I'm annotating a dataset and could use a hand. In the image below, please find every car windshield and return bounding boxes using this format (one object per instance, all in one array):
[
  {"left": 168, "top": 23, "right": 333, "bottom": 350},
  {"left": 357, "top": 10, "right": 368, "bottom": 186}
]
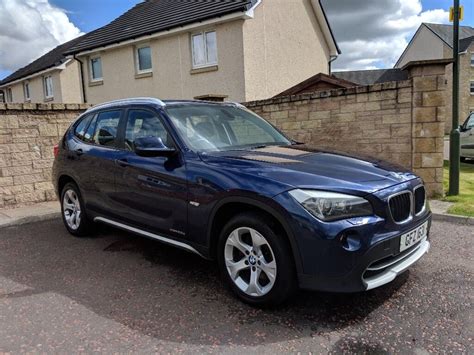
[{"left": 166, "top": 104, "right": 291, "bottom": 152}]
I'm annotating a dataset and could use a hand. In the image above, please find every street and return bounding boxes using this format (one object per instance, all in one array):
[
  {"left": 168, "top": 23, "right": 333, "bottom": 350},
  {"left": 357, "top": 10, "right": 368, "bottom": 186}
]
[{"left": 0, "top": 219, "right": 472, "bottom": 353}]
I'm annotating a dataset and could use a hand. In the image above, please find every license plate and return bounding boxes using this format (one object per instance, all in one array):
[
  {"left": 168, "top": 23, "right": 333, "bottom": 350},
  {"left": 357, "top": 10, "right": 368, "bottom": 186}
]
[{"left": 400, "top": 221, "right": 428, "bottom": 252}]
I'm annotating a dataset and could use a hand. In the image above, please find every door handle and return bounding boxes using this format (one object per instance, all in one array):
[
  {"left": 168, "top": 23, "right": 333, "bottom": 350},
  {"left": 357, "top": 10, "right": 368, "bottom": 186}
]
[
  {"left": 74, "top": 148, "right": 84, "bottom": 156},
  {"left": 115, "top": 158, "right": 130, "bottom": 168}
]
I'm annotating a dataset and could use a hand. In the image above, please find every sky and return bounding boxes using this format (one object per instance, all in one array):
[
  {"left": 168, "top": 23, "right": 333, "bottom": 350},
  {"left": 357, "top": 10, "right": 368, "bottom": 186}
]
[{"left": 0, "top": 0, "right": 473, "bottom": 80}]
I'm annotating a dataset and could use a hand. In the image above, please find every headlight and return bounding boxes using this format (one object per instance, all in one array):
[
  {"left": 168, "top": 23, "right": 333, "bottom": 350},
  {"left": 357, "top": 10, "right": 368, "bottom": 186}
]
[{"left": 289, "top": 189, "right": 373, "bottom": 222}]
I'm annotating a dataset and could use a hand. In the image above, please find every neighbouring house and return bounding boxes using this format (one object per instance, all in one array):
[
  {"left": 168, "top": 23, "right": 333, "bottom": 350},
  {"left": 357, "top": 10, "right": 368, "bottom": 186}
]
[
  {"left": 395, "top": 23, "right": 474, "bottom": 132},
  {"left": 273, "top": 73, "right": 356, "bottom": 97},
  {"left": 0, "top": 36, "right": 85, "bottom": 104},
  {"left": 273, "top": 68, "right": 409, "bottom": 97},
  {"left": 0, "top": 0, "right": 340, "bottom": 104},
  {"left": 66, "top": 0, "right": 340, "bottom": 104}
]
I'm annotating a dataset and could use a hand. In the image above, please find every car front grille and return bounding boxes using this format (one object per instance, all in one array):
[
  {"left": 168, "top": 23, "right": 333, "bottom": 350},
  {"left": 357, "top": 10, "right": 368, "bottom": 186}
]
[
  {"left": 414, "top": 185, "right": 426, "bottom": 215},
  {"left": 388, "top": 192, "right": 412, "bottom": 223}
]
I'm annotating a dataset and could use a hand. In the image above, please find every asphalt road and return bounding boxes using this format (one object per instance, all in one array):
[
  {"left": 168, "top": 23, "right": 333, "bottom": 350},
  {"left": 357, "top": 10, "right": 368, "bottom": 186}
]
[{"left": 0, "top": 219, "right": 472, "bottom": 353}]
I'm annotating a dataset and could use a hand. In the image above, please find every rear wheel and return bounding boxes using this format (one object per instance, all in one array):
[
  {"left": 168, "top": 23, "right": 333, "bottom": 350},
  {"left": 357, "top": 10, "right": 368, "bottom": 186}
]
[
  {"left": 217, "top": 213, "right": 296, "bottom": 306},
  {"left": 60, "top": 182, "right": 94, "bottom": 237}
]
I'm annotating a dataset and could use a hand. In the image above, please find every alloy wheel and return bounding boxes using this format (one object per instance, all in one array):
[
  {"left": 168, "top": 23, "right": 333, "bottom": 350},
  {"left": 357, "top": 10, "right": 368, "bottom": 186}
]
[
  {"left": 224, "top": 227, "right": 277, "bottom": 297},
  {"left": 63, "top": 189, "right": 81, "bottom": 230}
]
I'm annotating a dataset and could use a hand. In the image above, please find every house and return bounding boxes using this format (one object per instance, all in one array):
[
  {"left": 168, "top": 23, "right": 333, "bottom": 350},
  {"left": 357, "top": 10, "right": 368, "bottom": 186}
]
[
  {"left": 396, "top": 23, "right": 474, "bottom": 131},
  {"left": 273, "top": 69, "right": 408, "bottom": 97},
  {"left": 0, "top": 0, "right": 340, "bottom": 104},
  {"left": 273, "top": 73, "right": 356, "bottom": 97},
  {"left": 0, "top": 36, "right": 85, "bottom": 104}
]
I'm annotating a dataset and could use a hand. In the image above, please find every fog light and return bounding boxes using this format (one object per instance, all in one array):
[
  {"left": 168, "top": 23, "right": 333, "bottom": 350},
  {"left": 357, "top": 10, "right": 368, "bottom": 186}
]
[{"left": 340, "top": 231, "right": 361, "bottom": 251}]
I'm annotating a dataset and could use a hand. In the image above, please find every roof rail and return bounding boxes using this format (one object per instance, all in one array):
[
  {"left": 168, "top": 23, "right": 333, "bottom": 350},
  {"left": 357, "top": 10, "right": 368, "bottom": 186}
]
[{"left": 87, "top": 97, "right": 166, "bottom": 111}]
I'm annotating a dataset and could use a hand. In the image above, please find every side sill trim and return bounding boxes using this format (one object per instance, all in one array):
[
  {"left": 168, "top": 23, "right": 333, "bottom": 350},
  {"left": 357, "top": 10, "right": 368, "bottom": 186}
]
[{"left": 94, "top": 217, "right": 205, "bottom": 258}]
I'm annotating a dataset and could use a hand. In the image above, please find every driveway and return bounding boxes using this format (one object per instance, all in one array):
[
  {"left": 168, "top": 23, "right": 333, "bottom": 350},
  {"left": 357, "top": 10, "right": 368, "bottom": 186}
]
[{"left": 0, "top": 219, "right": 472, "bottom": 353}]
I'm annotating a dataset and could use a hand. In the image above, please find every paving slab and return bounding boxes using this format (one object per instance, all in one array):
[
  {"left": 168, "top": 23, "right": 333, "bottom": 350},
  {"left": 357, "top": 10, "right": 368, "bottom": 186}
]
[{"left": 0, "top": 201, "right": 60, "bottom": 228}]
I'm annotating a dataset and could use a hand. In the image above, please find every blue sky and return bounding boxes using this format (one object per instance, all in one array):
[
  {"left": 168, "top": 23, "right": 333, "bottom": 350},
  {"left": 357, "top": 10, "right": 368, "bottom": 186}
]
[{"left": 1, "top": 0, "right": 473, "bottom": 80}]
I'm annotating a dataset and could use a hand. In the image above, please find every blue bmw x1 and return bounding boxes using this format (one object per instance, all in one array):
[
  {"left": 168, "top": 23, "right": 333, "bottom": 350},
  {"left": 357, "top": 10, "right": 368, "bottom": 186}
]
[{"left": 53, "top": 98, "right": 431, "bottom": 306}]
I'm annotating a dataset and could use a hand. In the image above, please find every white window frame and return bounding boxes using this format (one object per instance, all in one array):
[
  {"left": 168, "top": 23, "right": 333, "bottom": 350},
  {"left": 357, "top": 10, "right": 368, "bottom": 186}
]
[
  {"left": 135, "top": 44, "right": 153, "bottom": 74},
  {"left": 6, "top": 87, "right": 13, "bottom": 102},
  {"left": 191, "top": 30, "right": 218, "bottom": 69},
  {"left": 89, "top": 55, "right": 103, "bottom": 82},
  {"left": 23, "top": 81, "right": 30, "bottom": 101},
  {"left": 43, "top": 75, "right": 54, "bottom": 99}
]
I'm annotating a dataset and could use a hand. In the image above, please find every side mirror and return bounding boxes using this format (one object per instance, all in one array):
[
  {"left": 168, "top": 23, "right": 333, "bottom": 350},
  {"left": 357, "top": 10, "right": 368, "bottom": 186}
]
[{"left": 134, "top": 137, "right": 176, "bottom": 157}]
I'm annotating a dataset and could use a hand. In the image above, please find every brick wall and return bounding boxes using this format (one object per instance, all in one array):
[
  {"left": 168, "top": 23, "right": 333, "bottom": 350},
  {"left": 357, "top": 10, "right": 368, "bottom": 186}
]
[
  {"left": 0, "top": 60, "right": 447, "bottom": 209},
  {"left": 0, "top": 103, "right": 91, "bottom": 208},
  {"left": 244, "top": 60, "right": 447, "bottom": 197}
]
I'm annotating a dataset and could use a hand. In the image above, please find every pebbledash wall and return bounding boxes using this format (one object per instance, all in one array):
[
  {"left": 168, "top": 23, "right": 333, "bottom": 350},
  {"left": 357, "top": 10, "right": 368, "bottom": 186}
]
[{"left": 0, "top": 60, "right": 447, "bottom": 209}]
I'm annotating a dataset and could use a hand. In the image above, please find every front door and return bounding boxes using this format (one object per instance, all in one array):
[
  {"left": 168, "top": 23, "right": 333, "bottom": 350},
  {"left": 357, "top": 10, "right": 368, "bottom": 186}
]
[
  {"left": 112, "top": 108, "right": 188, "bottom": 239},
  {"left": 461, "top": 113, "right": 474, "bottom": 158}
]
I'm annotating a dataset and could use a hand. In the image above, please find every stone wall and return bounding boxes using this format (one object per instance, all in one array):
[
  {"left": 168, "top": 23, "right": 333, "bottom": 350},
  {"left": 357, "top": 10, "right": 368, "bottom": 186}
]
[
  {"left": 0, "top": 60, "right": 447, "bottom": 209},
  {"left": 244, "top": 60, "right": 447, "bottom": 197},
  {"left": 0, "top": 103, "right": 91, "bottom": 208}
]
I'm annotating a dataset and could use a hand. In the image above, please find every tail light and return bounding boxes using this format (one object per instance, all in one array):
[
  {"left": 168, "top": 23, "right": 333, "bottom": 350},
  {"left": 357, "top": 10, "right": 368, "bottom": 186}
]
[{"left": 53, "top": 144, "right": 59, "bottom": 157}]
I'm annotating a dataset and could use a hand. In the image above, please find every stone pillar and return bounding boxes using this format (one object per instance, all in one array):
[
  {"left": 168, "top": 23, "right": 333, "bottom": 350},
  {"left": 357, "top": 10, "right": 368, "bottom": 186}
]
[{"left": 403, "top": 59, "right": 451, "bottom": 197}]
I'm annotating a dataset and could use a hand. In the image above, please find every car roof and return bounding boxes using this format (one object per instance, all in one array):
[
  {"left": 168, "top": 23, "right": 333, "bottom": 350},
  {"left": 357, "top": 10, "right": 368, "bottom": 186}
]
[{"left": 85, "top": 98, "right": 242, "bottom": 114}]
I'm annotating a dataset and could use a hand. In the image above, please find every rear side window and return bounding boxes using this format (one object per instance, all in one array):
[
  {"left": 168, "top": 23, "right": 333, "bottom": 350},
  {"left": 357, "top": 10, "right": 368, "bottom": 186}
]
[
  {"left": 74, "top": 114, "right": 93, "bottom": 140},
  {"left": 91, "top": 110, "right": 121, "bottom": 147}
]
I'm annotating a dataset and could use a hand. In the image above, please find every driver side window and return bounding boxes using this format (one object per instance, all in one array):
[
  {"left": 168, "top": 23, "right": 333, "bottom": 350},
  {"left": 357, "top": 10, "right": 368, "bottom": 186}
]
[
  {"left": 125, "top": 110, "right": 171, "bottom": 152},
  {"left": 465, "top": 114, "right": 474, "bottom": 129}
]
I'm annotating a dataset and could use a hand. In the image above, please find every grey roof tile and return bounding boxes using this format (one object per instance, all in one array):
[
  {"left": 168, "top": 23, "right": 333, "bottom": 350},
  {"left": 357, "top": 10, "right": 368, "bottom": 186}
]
[
  {"left": 66, "top": 0, "right": 259, "bottom": 54},
  {"left": 333, "top": 69, "right": 408, "bottom": 86},
  {"left": 424, "top": 23, "right": 474, "bottom": 48}
]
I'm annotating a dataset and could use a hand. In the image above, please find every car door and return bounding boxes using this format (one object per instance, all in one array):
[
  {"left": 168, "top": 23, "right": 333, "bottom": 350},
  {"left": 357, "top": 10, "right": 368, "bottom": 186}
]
[
  {"left": 461, "top": 113, "right": 474, "bottom": 158},
  {"left": 70, "top": 109, "right": 124, "bottom": 217},
  {"left": 112, "top": 108, "right": 188, "bottom": 239}
]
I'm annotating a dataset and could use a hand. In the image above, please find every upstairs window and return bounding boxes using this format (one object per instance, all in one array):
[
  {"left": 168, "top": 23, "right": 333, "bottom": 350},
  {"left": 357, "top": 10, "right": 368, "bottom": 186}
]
[
  {"left": 136, "top": 45, "right": 152, "bottom": 73},
  {"left": 471, "top": 53, "right": 474, "bottom": 67},
  {"left": 43, "top": 76, "right": 53, "bottom": 99},
  {"left": 23, "top": 81, "right": 30, "bottom": 101},
  {"left": 90, "top": 56, "right": 103, "bottom": 81},
  {"left": 470, "top": 81, "right": 474, "bottom": 95},
  {"left": 6, "top": 88, "right": 13, "bottom": 102},
  {"left": 191, "top": 30, "right": 217, "bottom": 68}
]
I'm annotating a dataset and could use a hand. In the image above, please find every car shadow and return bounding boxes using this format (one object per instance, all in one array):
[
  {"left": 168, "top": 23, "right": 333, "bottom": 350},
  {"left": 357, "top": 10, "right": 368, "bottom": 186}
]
[{"left": 0, "top": 219, "right": 408, "bottom": 347}]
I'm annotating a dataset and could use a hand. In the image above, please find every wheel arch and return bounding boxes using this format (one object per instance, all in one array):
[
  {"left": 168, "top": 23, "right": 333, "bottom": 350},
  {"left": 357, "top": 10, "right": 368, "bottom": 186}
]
[
  {"left": 206, "top": 196, "right": 304, "bottom": 274},
  {"left": 57, "top": 174, "right": 78, "bottom": 197}
]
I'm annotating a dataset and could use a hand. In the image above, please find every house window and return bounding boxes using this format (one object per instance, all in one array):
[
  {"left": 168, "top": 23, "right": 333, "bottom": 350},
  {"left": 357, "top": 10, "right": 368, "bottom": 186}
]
[
  {"left": 136, "top": 45, "right": 152, "bottom": 73},
  {"left": 6, "top": 87, "right": 13, "bottom": 102},
  {"left": 90, "top": 56, "right": 103, "bottom": 81},
  {"left": 471, "top": 81, "right": 474, "bottom": 95},
  {"left": 191, "top": 30, "right": 217, "bottom": 68},
  {"left": 23, "top": 81, "right": 30, "bottom": 101},
  {"left": 43, "top": 76, "right": 54, "bottom": 99},
  {"left": 471, "top": 53, "right": 474, "bottom": 67}
]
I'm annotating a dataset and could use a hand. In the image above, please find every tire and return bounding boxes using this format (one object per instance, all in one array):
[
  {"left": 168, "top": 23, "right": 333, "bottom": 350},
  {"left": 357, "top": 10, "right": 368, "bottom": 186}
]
[
  {"left": 60, "top": 182, "right": 94, "bottom": 237},
  {"left": 217, "top": 212, "right": 296, "bottom": 307}
]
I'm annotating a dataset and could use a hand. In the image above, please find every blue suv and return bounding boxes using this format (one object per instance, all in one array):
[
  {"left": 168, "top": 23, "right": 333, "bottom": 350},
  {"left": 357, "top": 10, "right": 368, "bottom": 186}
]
[{"left": 53, "top": 98, "right": 431, "bottom": 306}]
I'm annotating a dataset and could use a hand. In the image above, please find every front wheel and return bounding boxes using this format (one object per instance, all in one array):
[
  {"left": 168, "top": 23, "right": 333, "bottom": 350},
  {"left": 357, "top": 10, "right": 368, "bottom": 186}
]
[
  {"left": 60, "top": 182, "right": 94, "bottom": 237},
  {"left": 217, "top": 213, "right": 296, "bottom": 306}
]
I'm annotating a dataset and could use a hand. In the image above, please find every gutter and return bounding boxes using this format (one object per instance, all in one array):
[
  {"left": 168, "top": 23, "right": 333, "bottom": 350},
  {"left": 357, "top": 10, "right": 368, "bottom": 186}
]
[
  {"left": 73, "top": 54, "right": 87, "bottom": 103},
  {"left": 328, "top": 55, "right": 338, "bottom": 75}
]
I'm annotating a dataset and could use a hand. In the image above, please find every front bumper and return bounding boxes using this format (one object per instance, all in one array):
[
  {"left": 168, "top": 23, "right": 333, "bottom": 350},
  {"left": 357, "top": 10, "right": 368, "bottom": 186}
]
[{"left": 296, "top": 214, "right": 432, "bottom": 293}]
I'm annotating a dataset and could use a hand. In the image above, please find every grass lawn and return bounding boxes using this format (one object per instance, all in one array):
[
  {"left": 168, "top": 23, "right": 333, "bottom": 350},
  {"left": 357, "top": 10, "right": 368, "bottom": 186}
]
[{"left": 443, "top": 160, "right": 474, "bottom": 217}]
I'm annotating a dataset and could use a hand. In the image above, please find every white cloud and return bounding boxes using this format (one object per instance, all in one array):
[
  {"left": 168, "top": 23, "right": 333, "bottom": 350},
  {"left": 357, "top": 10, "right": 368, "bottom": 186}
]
[
  {"left": 0, "top": 0, "right": 82, "bottom": 74},
  {"left": 322, "top": 0, "right": 449, "bottom": 70}
]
